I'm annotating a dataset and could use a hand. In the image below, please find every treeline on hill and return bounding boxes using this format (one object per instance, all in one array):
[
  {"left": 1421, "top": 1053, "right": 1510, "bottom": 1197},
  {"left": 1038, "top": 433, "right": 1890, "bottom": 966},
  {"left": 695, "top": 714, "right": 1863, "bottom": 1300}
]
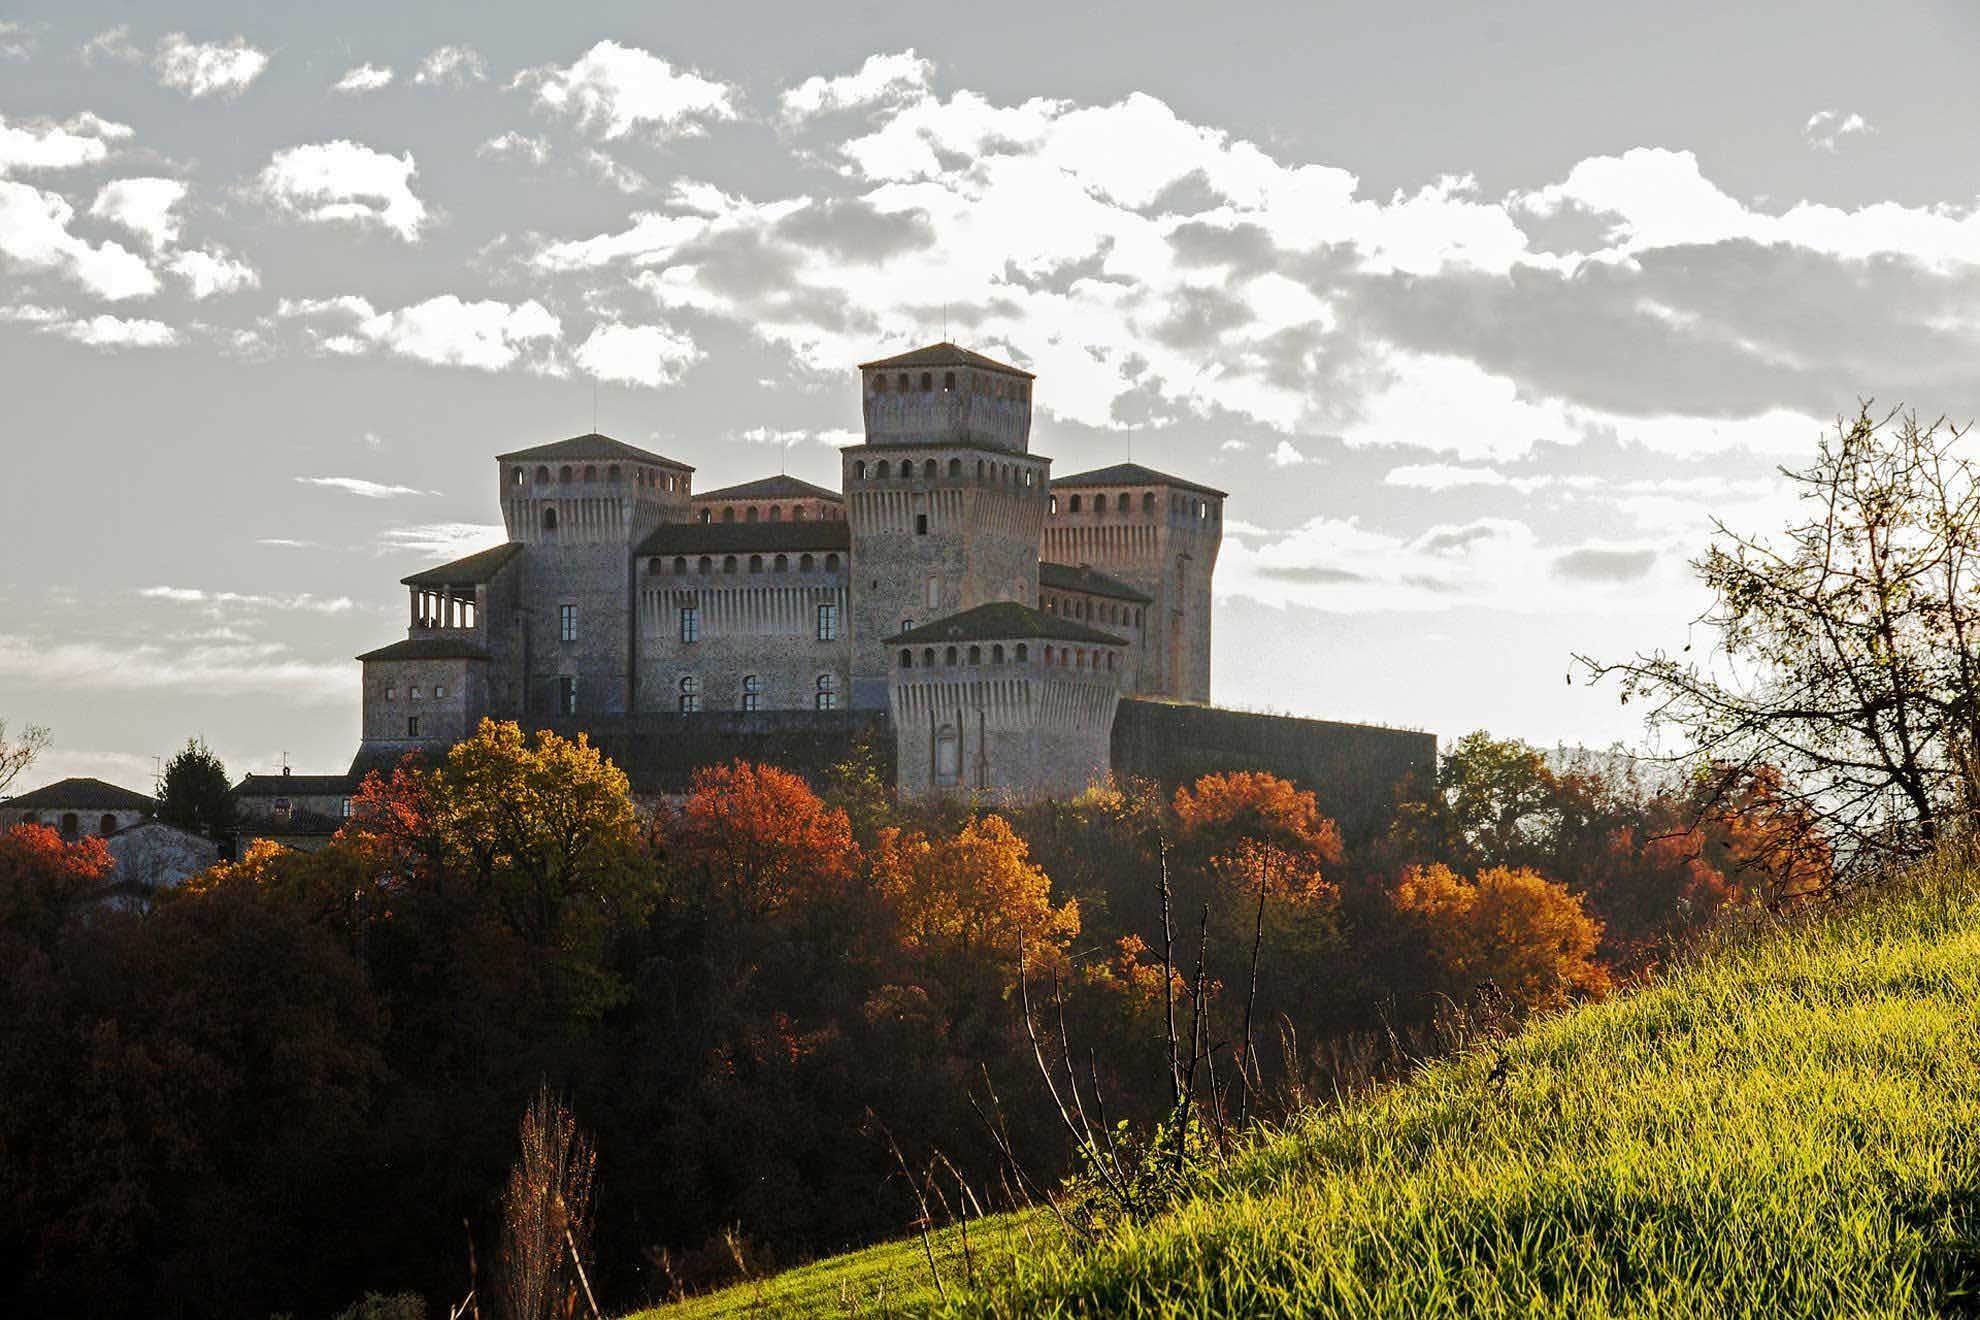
[{"left": 0, "top": 717, "right": 1826, "bottom": 1319}]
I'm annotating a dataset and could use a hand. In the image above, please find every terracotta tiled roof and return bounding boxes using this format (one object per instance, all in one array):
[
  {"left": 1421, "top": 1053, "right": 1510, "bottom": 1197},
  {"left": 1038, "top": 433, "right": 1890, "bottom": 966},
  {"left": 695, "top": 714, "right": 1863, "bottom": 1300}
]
[
  {"left": 401, "top": 542, "right": 524, "bottom": 587},
  {"left": 1039, "top": 561, "right": 1153, "bottom": 604},
  {"left": 1052, "top": 462, "right": 1227, "bottom": 499},
  {"left": 355, "top": 637, "right": 491, "bottom": 663},
  {"left": 3, "top": 777, "right": 153, "bottom": 812},
  {"left": 496, "top": 432, "right": 693, "bottom": 468},
  {"left": 886, "top": 602, "right": 1125, "bottom": 647},
  {"left": 857, "top": 342, "right": 1034, "bottom": 378},
  {"left": 694, "top": 474, "right": 844, "bottom": 503}
]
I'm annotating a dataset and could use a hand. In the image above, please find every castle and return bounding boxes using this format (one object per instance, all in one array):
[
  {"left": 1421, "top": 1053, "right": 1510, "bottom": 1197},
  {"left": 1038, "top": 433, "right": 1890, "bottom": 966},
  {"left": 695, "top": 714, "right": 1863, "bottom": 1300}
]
[{"left": 354, "top": 343, "right": 1228, "bottom": 799}]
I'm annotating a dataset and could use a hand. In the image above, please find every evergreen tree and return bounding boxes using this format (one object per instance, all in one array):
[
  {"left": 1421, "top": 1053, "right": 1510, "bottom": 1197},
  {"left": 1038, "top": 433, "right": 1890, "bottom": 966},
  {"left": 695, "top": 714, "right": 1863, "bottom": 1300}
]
[{"left": 156, "top": 737, "right": 236, "bottom": 841}]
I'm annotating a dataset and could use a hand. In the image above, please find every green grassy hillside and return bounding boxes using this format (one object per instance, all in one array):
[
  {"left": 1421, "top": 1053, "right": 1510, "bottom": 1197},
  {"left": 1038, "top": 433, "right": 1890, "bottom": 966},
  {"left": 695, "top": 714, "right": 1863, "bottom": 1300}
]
[{"left": 643, "top": 852, "right": 1980, "bottom": 1317}]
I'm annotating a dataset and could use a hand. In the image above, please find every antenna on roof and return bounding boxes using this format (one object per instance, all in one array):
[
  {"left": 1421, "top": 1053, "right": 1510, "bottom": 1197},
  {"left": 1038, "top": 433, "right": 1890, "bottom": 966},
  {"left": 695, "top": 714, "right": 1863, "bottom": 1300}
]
[{"left": 592, "top": 379, "right": 599, "bottom": 435}]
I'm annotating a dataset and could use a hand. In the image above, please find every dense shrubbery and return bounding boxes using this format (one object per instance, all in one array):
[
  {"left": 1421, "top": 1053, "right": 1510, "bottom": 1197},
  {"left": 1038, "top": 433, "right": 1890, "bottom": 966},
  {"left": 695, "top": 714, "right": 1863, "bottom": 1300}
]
[{"left": 0, "top": 719, "right": 1822, "bottom": 1317}]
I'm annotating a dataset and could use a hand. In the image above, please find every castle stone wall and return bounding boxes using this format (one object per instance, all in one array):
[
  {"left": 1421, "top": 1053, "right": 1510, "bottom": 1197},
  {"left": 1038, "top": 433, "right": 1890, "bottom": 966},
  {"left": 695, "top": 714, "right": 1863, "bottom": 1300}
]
[
  {"left": 635, "top": 560, "right": 852, "bottom": 714},
  {"left": 533, "top": 710, "right": 893, "bottom": 795}
]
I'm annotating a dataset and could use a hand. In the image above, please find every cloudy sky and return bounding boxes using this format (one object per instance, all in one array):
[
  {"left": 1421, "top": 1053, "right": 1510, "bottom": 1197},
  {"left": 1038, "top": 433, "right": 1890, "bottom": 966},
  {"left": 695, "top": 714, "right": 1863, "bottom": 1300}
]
[{"left": 3, "top": 0, "right": 1977, "bottom": 793}]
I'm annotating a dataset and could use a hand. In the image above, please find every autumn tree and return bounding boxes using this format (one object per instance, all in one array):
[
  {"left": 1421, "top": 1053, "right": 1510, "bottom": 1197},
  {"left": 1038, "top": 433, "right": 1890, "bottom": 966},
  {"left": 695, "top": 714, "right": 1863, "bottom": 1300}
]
[
  {"left": 1393, "top": 863, "right": 1608, "bottom": 1011},
  {"left": 0, "top": 823, "right": 113, "bottom": 947},
  {"left": 1583, "top": 406, "right": 1980, "bottom": 865},
  {"left": 156, "top": 737, "right": 237, "bottom": 843},
  {"left": 661, "top": 761, "right": 858, "bottom": 919}
]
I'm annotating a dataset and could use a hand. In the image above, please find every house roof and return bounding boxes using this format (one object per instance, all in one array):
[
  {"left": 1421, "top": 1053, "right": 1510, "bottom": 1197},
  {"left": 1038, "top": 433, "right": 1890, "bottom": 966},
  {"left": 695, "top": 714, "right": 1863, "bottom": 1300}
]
[
  {"left": 636, "top": 519, "right": 852, "bottom": 557},
  {"left": 401, "top": 542, "right": 525, "bottom": 588},
  {"left": 1051, "top": 462, "right": 1227, "bottom": 499},
  {"left": 235, "top": 772, "right": 356, "bottom": 798},
  {"left": 355, "top": 637, "right": 492, "bottom": 663},
  {"left": 694, "top": 474, "right": 844, "bottom": 504},
  {"left": 1039, "top": 561, "right": 1153, "bottom": 604},
  {"left": 4, "top": 776, "right": 154, "bottom": 812},
  {"left": 857, "top": 341, "right": 1035, "bottom": 379},
  {"left": 495, "top": 432, "right": 694, "bottom": 469},
  {"left": 886, "top": 602, "right": 1126, "bottom": 647}
]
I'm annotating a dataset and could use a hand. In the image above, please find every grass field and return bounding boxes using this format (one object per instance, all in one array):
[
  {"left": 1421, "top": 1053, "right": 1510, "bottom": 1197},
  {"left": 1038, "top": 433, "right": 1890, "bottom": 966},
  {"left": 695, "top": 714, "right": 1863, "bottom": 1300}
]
[{"left": 640, "top": 849, "right": 1980, "bottom": 1317}]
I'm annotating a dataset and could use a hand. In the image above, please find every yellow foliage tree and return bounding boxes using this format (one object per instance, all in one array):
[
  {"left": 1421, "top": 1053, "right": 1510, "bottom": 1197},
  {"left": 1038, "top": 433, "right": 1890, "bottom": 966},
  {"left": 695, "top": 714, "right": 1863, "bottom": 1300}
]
[
  {"left": 1393, "top": 863, "right": 1609, "bottom": 1010},
  {"left": 874, "top": 814, "right": 1079, "bottom": 978}
]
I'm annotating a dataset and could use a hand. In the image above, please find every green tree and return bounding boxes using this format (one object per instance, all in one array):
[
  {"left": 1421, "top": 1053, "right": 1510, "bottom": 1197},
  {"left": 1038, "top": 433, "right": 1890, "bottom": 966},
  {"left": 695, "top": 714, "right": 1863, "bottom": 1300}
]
[{"left": 156, "top": 737, "right": 237, "bottom": 841}]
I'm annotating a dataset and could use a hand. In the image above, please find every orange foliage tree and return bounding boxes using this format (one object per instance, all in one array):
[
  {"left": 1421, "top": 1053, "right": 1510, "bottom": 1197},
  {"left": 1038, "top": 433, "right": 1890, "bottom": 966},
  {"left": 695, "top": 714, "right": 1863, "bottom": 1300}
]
[
  {"left": 1393, "top": 863, "right": 1609, "bottom": 1010},
  {"left": 873, "top": 813, "right": 1079, "bottom": 986},
  {"left": 661, "top": 761, "right": 858, "bottom": 919},
  {"left": 0, "top": 824, "right": 113, "bottom": 944}
]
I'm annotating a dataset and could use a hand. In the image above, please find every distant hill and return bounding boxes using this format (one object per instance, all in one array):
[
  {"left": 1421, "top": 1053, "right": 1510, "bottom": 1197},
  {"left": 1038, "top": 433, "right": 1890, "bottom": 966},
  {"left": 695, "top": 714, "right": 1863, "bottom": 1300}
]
[{"left": 642, "top": 850, "right": 1980, "bottom": 1316}]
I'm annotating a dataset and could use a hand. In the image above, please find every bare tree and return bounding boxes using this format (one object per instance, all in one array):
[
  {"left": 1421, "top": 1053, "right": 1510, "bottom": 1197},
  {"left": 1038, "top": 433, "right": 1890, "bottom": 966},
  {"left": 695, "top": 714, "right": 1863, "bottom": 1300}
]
[
  {"left": 499, "top": 1086, "right": 600, "bottom": 1320},
  {"left": 0, "top": 720, "right": 50, "bottom": 798},
  {"left": 1579, "top": 405, "right": 1980, "bottom": 867}
]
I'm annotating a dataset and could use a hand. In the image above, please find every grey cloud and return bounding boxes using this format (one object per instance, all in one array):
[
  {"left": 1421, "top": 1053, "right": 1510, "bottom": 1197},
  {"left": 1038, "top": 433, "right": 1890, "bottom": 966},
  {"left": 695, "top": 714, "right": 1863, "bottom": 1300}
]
[
  {"left": 1167, "top": 220, "right": 1279, "bottom": 276},
  {"left": 1553, "top": 546, "right": 1657, "bottom": 581},
  {"left": 1149, "top": 282, "right": 1252, "bottom": 350},
  {"left": 1139, "top": 169, "right": 1235, "bottom": 217},
  {"left": 1256, "top": 565, "right": 1370, "bottom": 585},
  {"left": 771, "top": 197, "right": 935, "bottom": 263},
  {"left": 1413, "top": 524, "right": 1502, "bottom": 554}
]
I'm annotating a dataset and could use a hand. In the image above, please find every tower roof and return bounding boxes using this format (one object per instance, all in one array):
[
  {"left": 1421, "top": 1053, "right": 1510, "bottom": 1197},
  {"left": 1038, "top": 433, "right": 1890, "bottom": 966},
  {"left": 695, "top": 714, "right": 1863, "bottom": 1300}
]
[
  {"left": 1051, "top": 462, "right": 1227, "bottom": 499},
  {"left": 495, "top": 432, "right": 694, "bottom": 468},
  {"left": 694, "top": 474, "right": 844, "bottom": 504},
  {"left": 858, "top": 342, "right": 1035, "bottom": 378},
  {"left": 356, "top": 637, "right": 492, "bottom": 663},
  {"left": 1039, "top": 561, "right": 1154, "bottom": 604},
  {"left": 885, "top": 602, "right": 1125, "bottom": 647},
  {"left": 401, "top": 542, "right": 524, "bottom": 588}
]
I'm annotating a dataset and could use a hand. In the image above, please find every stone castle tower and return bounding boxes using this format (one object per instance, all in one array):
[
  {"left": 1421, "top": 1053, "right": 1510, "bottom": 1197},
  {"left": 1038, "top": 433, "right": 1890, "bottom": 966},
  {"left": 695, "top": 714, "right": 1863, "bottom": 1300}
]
[{"left": 843, "top": 344, "right": 1051, "bottom": 709}]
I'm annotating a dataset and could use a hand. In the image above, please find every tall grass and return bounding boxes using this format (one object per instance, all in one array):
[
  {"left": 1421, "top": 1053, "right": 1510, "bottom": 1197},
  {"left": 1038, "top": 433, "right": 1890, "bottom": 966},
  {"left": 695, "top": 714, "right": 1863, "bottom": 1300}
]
[{"left": 648, "top": 846, "right": 1980, "bottom": 1317}]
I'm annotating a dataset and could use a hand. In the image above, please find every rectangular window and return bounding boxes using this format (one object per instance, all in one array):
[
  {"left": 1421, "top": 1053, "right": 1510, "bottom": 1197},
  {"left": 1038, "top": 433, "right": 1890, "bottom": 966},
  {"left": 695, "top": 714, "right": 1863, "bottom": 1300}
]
[
  {"left": 678, "top": 693, "right": 700, "bottom": 713},
  {"left": 925, "top": 577, "right": 940, "bottom": 609},
  {"left": 915, "top": 512, "right": 929, "bottom": 535},
  {"left": 816, "top": 602, "right": 840, "bottom": 642},
  {"left": 558, "top": 676, "right": 577, "bottom": 716},
  {"left": 559, "top": 603, "right": 578, "bottom": 643},
  {"left": 385, "top": 685, "right": 397, "bottom": 701},
  {"left": 410, "top": 684, "right": 423, "bottom": 701},
  {"left": 405, "top": 716, "right": 420, "bottom": 738},
  {"left": 815, "top": 690, "right": 837, "bottom": 711},
  {"left": 341, "top": 797, "right": 354, "bottom": 818},
  {"left": 680, "top": 606, "right": 700, "bottom": 643},
  {"left": 434, "top": 684, "right": 447, "bottom": 699}
]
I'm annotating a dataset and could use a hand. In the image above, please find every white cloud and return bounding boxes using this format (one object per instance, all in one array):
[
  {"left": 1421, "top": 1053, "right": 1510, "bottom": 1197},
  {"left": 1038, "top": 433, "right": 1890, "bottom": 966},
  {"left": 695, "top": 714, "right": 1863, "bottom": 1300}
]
[
  {"left": 0, "top": 113, "right": 130, "bottom": 174},
  {"left": 0, "top": 21, "right": 32, "bottom": 62},
  {"left": 1268, "top": 439, "right": 1308, "bottom": 467},
  {"left": 334, "top": 63, "right": 394, "bottom": 94},
  {"left": 51, "top": 314, "right": 179, "bottom": 348},
  {"left": 573, "top": 321, "right": 700, "bottom": 386},
  {"left": 1804, "top": 109, "right": 1873, "bottom": 152},
  {"left": 153, "top": 33, "right": 269, "bottom": 99},
  {"left": 0, "top": 180, "right": 158, "bottom": 300},
  {"left": 480, "top": 132, "right": 550, "bottom": 163},
  {"left": 137, "top": 586, "right": 356, "bottom": 614},
  {"left": 0, "top": 632, "right": 352, "bottom": 702},
  {"left": 524, "top": 41, "right": 735, "bottom": 139},
  {"left": 79, "top": 26, "right": 142, "bottom": 66},
  {"left": 89, "top": 177, "right": 187, "bottom": 251},
  {"left": 738, "top": 425, "right": 861, "bottom": 449},
  {"left": 378, "top": 522, "right": 506, "bottom": 560},
  {"left": 781, "top": 50, "right": 933, "bottom": 119},
  {"left": 167, "top": 248, "right": 258, "bottom": 298},
  {"left": 288, "top": 293, "right": 561, "bottom": 371},
  {"left": 1384, "top": 463, "right": 1511, "bottom": 490},
  {"left": 257, "top": 141, "right": 428, "bottom": 240},
  {"left": 415, "top": 45, "right": 487, "bottom": 86},
  {"left": 586, "top": 150, "right": 648, "bottom": 193},
  {"left": 294, "top": 476, "right": 433, "bottom": 499}
]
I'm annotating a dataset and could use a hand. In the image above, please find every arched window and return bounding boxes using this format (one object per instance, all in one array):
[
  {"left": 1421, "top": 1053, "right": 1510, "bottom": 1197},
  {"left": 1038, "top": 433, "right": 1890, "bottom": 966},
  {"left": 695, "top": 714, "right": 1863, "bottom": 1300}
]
[
  {"left": 968, "top": 645, "right": 981, "bottom": 665},
  {"left": 876, "top": 460, "right": 891, "bottom": 479},
  {"left": 768, "top": 506, "right": 782, "bottom": 522},
  {"left": 824, "top": 553, "right": 841, "bottom": 572},
  {"left": 99, "top": 813, "right": 117, "bottom": 835},
  {"left": 992, "top": 644, "right": 1005, "bottom": 664},
  {"left": 559, "top": 465, "right": 573, "bottom": 483},
  {"left": 1016, "top": 643, "right": 1029, "bottom": 662},
  {"left": 795, "top": 505, "right": 807, "bottom": 521},
  {"left": 698, "top": 508, "right": 712, "bottom": 523},
  {"left": 920, "top": 371, "right": 933, "bottom": 391},
  {"left": 1069, "top": 494, "right": 1083, "bottom": 512},
  {"left": 59, "top": 813, "right": 78, "bottom": 839},
  {"left": 678, "top": 675, "right": 701, "bottom": 713},
  {"left": 815, "top": 673, "right": 838, "bottom": 710},
  {"left": 741, "top": 674, "right": 762, "bottom": 711},
  {"left": 948, "top": 458, "right": 961, "bottom": 478},
  {"left": 873, "top": 373, "right": 887, "bottom": 393},
  {"left": 607, "top": 465, "right": 621, "bottom": 481},
  {"left": 748, "top": 555, "right": 764, "bottom": 573},
  {"left": 1095, "top": 493, "right": 1108, "bottom": 513},
  {"left": 535, "top": 465, "right": 550, "bottom": 482},
  {"left": 722, "top": 507, "right": 736, "bottom": 523},
  {"left": 923, "top": 458, "right": 937, "bottom": 478},
  {"left": 511, "top": 467, "right": 526, "bottom": 486},
  {"left": 583, "top": 464, "right": 598, "bottom": 482},
  {"left": 944, "top": 646, "right": 958, "bottom": 666},
  {"left": 697, "top": 556, "right": 712, "bottom": 574},
  {"left": 722, "top": 555, "right": 738, "bottom": 573},
  {"left": 854, "top": 459, "right": 867, "bottom": 479},
  {"left": 542, "top": 506, "right": 558, "bottom": 531},
  {"left": 897, "top": 372, "right": 909, "bottom": 391},
  {"left": 943, "top": 371, "right": 956, "bottom": 391},
  {"left": 673, "top": 556, "right": 688, "bottom": 574},
  {"left": 935, "top": 725, "right": 960, "bottom": 786},
  {"left": 899, "top": 648, "right": 913, "bottom": 668},
  {"left": 773, "top": 554, "right": 789, "bottom": 572},
  {"left": 977, "top": 459, "right": 985, "bottom": 478},
  {"left": 745, "top": 506, "right": 760, "bottom": 523},
  {"left": 800, "top": 553, "right": 815, "bottom": 571},
  {"left": 922, "top": 647, "right": 936, "bottom": 667}
]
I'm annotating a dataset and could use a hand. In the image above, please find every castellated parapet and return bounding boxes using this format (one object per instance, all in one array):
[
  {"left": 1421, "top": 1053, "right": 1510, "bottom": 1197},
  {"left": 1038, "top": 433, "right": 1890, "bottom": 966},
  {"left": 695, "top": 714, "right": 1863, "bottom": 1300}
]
[{"left": 347, "top": 341, "right": 1372, "bottom": 801}]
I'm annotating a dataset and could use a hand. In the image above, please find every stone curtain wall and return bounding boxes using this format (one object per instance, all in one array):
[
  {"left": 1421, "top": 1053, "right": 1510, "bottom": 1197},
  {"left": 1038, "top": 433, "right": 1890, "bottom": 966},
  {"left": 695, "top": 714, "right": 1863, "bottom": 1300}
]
[
  {"left": 1110, "top": 699, "right": 1436, "bottom": 838},
  {"left": 539, "top": 709, "right": 894, "bottom": 795}
]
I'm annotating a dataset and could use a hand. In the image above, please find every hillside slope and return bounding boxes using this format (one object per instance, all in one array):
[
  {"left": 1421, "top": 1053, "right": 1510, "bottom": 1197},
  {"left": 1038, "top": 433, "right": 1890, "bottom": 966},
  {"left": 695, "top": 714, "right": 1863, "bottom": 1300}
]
[{"left": 646, "top": 854, "right": 1980, "bottom": 1317}]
